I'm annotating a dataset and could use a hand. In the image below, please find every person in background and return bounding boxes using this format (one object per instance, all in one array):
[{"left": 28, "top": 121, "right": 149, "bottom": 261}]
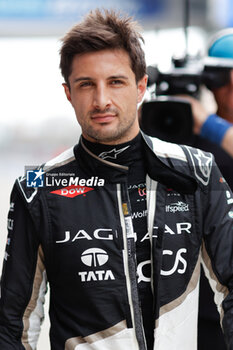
[
  {"left": 0, "top": 10, "right": 233, "bottom": 350},
  {"left": 185, "top": 28, "right": 233, "bottom": 350}
]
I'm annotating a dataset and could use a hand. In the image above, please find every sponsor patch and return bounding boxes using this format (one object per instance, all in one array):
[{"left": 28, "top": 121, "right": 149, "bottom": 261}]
[
  {"left": 166, "top": 201, "right": 189, "bottom": 213},
  {"left": 78, "top": 248, "right": 115, "bottom": 282},
  {"left": 51, "top": 185, "right": 94, "bottom": 198},
  {"left": 81, "top": 248, "right": 108, "bottom": 267}
]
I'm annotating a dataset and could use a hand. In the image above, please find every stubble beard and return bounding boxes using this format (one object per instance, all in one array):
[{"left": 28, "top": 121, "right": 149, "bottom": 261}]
[{"left": 83, "top": 112, "right": 138, "bottom": 144}]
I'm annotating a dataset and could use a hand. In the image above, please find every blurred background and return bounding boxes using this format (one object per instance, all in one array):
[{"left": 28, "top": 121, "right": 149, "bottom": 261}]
[{"left": 0, "top": 0, "right": 233, "bottom": 348}]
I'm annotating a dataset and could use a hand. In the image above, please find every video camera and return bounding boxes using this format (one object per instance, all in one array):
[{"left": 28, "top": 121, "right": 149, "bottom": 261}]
[{"left": 140, "top": 55, "right": 233, "bottom": 145}]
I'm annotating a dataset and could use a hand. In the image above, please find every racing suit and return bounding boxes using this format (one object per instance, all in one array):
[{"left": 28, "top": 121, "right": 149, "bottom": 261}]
[{"left": 1, "top": 131, "right": 233, "bottom": 350}]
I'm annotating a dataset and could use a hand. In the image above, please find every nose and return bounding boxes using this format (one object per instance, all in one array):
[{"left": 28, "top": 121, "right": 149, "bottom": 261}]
[{"left": 93, "top": 83, "right": 111, "bottom": 110}]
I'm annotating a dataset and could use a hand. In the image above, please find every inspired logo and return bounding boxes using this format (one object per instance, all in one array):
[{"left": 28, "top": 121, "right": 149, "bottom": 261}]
[
  {"left": 98, "top": 146, "right": 130, "bottom": 160},
  {"left": 26, "top": 169, "right": 45, "bottom": 188},
  {"left": 81, "top": 248, "right": 109, "bottom": 267},
  {"left": 166, "top": 201, "right": 189, "bottom": 213},
  {"left": 51, "top": 185, "right": 94, "bottom": 198}
]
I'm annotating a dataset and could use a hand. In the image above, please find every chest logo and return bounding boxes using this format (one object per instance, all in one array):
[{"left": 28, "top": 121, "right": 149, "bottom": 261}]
[
  {"left": 81, "top": 248, "right": 108, "bottom": 267},
  {"left": 78, "top": 248, "right": 115, "bottom": 283},
  {"left": 166, "top": 201, "right": 189, "bottom": 213},
  {"left": 51, "top": 185, "right": 94, "bottom": 198}
]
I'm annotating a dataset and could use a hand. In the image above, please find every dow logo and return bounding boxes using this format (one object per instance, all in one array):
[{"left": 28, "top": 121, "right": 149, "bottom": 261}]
[{"left": 81, "top": 248, "right": 109, "bottom": 267}]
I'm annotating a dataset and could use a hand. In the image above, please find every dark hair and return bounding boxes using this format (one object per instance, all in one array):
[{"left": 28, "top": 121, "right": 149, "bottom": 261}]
[{"left": 59, "top": 8, "right": 146, "bottom": 86}]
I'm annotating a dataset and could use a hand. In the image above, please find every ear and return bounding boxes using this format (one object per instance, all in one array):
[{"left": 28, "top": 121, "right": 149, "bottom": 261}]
[
  {"left": 62, "top": 83, "right": 72, "bottom": 102},
  {"left": 137, "top": 75, "right": 148, "bottom": 103}
]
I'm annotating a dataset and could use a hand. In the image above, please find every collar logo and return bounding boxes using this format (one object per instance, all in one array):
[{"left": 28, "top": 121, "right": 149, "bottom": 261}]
[
  {"left": 50, "top": 185, "right": 93, "bottom": 198},
  {"left": 98, "top": 145, "right": 130, "bottom": 160}
]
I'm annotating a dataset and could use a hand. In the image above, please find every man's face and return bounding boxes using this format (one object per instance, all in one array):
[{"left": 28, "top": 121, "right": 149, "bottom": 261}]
[
  {"left": 63, "top": 49, "right": 147, "bottom": 144},
  {"left": 212, "top": 70, "right": 233, "bottom": 122}
]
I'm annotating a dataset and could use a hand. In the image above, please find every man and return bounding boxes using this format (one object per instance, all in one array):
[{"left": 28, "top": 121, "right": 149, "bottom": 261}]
[
  {"left": 0, "top": 9, "right": 233, "bottom": 350},
  {"left": 182, "top": 29, "right": 233, "bottom": 350},
  {"left": 187, "top": 28, "right": 233, "bottom": 163}
]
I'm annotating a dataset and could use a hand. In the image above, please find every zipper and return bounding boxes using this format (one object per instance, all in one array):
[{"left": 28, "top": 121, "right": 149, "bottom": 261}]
[
  {"left": 117, "top": 183, "right": 147, "bottom": 350},
  {"left": 146, "top": 176, "right": 158, "bottom": 296}
]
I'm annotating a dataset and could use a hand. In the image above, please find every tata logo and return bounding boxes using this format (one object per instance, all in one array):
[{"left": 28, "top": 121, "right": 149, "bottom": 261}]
[
  {"left": 81, "top": 248, "right": 109, "bottom": 267},
  {"left": 78, "top": 248, "right": 115, "bottom": 283},
  {"left": 51, "top": 185, "right": 94, "bottom": 198}
]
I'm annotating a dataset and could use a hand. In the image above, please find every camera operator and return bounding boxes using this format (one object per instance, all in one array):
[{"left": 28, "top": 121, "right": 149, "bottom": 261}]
[
  {"left": 186, "top": 80, "right": 233, "bottom": 158},
  {"left": 188, "top": 29, "right": 233, "bottom": 162},
  {"left": 183, "top": 29, "right": 233, "bottom": 350}
]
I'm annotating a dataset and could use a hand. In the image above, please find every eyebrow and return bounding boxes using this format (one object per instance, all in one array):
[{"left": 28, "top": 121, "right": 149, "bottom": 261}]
[{"left": 73, "top": 75, "right": 129, "bottom": 83}]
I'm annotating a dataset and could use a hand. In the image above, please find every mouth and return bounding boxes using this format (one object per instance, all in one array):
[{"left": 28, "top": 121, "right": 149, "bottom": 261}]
[{"left": 91, "top": 114, "right": 117, "bottom": 123}]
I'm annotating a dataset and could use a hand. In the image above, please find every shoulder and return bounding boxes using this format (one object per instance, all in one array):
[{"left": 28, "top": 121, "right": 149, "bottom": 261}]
[
  {"left": 142, "top": 132, "right": 214, "bottom": 187},
  {"left": 144, "top": 134, "right": 187, "bottom": 162},
  {"left": 15, "top": 146, "right": 76, "bottom": 204},
  {"left": 181, "top": 144, "right": 214, "bottom": 186}
]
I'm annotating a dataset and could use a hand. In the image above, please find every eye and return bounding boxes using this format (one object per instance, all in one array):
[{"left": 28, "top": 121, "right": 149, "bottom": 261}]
[
  {"left": 79, "top": 81, "right": 93, "bottom": 88},
  {"left": 110, "top": 79, "right": 124, "bottom": 86}
]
